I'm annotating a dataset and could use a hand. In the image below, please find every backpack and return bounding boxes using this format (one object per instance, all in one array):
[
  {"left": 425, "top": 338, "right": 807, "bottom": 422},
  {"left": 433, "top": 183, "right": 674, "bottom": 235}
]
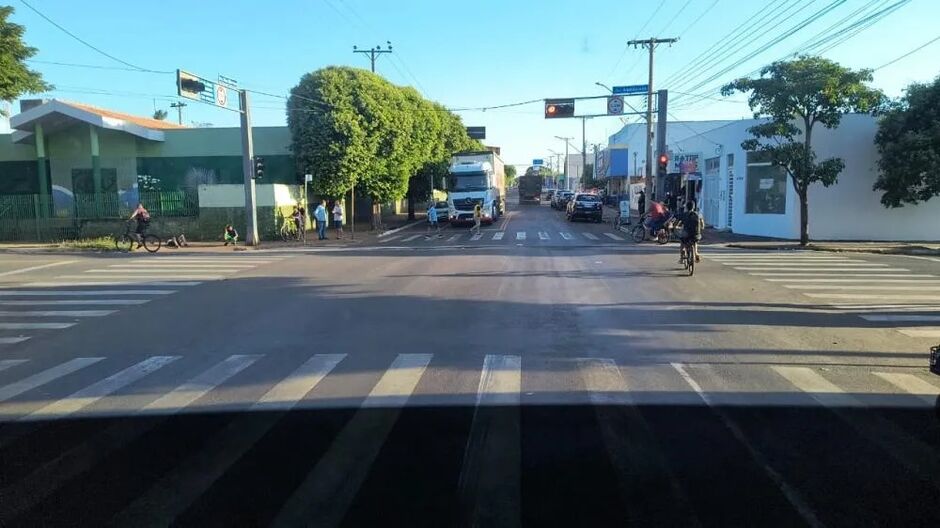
[{"left": 687, "top": 211, "right": 703, "bottom": 238}]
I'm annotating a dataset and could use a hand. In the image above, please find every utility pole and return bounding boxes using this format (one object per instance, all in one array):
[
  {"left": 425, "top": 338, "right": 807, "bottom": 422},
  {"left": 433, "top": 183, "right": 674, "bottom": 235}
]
[
  {"left": 353, "top": 42, "right": 393, "bottom": 73},
  {"left": 239, "top": 90, "right": 259, "bottom": 246},
  {"left": 627, "top": 36, "right": 677, "bottom": 208},
  {"left": 555, "top": 136, "right": 573, "bottom": 190},
  {"left": 170, "top": 101, "right": 187, "bottom": 125},
  {"left": 633, "top": 151, "right": 638, "bottom": 178},
  {"left": 581, "top": 117, "right": 588, "bottom": 192}
]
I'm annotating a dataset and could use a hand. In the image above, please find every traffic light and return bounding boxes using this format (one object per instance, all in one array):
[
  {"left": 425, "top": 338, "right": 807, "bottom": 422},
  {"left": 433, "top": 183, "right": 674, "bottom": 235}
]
[
  {"left": 658, "top": 153, "right": 669, "bottom": 173},
  {"left": 179, "top": 77, "right": 206, "bottom": 96},
  {"left": 254, "top": 156, "right": 264, "bottom": 180},
  {"left": 544, "top": 98, "right": 575, "bottom": 119}
]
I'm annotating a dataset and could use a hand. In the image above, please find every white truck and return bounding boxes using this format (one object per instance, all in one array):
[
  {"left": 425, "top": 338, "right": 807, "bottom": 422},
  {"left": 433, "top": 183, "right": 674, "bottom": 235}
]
[{"left": 445, "top": 151, "right": 506, "bottom": 225}]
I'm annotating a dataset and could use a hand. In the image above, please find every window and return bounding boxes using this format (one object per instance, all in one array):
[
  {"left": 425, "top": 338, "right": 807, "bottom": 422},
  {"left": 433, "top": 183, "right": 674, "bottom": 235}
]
[{"left": 745, "top": 152, "right": 786, "bottom": 214}]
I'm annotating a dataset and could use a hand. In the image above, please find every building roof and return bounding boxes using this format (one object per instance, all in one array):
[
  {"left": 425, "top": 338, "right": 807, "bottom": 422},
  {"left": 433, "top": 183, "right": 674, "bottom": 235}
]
[{"left": 9, "top": 99, "right": 185, "bottom": 145}]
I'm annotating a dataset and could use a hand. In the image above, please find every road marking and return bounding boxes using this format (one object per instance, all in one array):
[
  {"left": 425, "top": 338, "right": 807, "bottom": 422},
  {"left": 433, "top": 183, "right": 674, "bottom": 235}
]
[
  {"left": 273, "top": 354, "right": 431, "bottom": 526},
  {"left": 109, "top": 264, "right": 255, "bottom": 268},
  {"left": 379, "top": 235, "right": 400, "bottom": 243},
  {"left": 0, "top": 310, "right": 115, "bottom": 317},
  {"left": 752, "top": 273, "right": 934, "bottom": 278},
  {"left": 771, "top": 366, "right": 859, "bottom": 407},
  {"left": 77, "top": 271, "right": 226, "bottom": 278},
  {"left": 0, "top": 322, "right": 74, "bottom": 330},
  {"left": 603, "top": 232, "right": 623, "bottom": 240},
  {"left": 538, "top": 231, "right": 549, "bottom": 240},
  {"left": 21, "top": 356, "right": 180, "bottom": 421},
  {"left": 0, "top": 261, "right": 76, "bottom": 278},
  {"left": 0, "top": 290, "right": 175, "bottom": 296},
  {"left": 805, "top": 293, "right": 940, "bottom": 301},
  {"left": 579, "top": 358, "right": 628, "bottom": 404},
  {"left": 89, "top": 268, "right": 241, "bottom": 274},
  {"left": 401, "top": 234, "right": 423, "bottom": 242},
  {"left": 145, "top": 257, "right": 275, "bottom": 262},
  {"left": 583, "top": 232, "right": 600, "bottom": 240},
  {"left": 0, "top": 299, "right": 149, "bottom": 306},
  {"left": 0, "top": 359, "right": 28, "bottom": 371},
  {"left": 734, "top": 267, "right": 908, "bottom": 272},
  {"left": 671, "top": 363, "right": 823, "bottom": 528},
  {"left": 475, "top": 354, "right": 522, "bottom": 406},
  {"left": 448, "top": 234, "right": 462, "bottom": 242},
  {"left": 828, "top": 304, "right": 940, "bottom": 310},
  {"left": 559, "top": 232, "right": 573, "bottom": 240},
  {"left": 24, "top": 281, "right": 202, "bottom": 287},
  {"left": 0, "top": 357, "right": 104, "bottom": 403},
  {"left": 732, "top": 263, "right": 890, "bottom": 267},
  {"left": 140, "top": 355, "right": 262, "bottom": 415},
  {"left": 786, "top": 285, "right": 940, "bottom": 291},
  {"left": 766, "top": 278, "right": 940, "bottom": 283},
  {"left": 98, "top": 354, "right": 346, "bottom": 527},
  {"left": 0, "top": 337, "right": 30, "bottom": 345},
  {"left": 709, "top": 256, "right": 854, "bottom": 261},
  {"left": 492, "top": 232, "right": 504, "bottom": 240},
  {"left": 470, "top": 233, "right": 483, "bottom": 241},
  {"left": 860, "top": 315, "right": 940, "bottom": 322},
  {"left": 873, "top": 372, "right": 940, "bottom": 405},
  {"left": 898, "top": 328, "right": 940, "bottom": 338},
  {"left": 516, "top": 231, "right": 526, "bottom": 240}
]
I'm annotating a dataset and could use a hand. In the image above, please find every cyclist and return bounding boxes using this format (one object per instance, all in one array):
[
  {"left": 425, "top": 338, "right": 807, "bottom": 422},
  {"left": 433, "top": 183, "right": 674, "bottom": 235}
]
[
  {"left": 128, "top": 202, "right": 151, "bottom": 249},
  {"left": 677, "top": 200, "right": 704, "bottom": 264},
  {"left": 646, "top": 200, "right": 671, "bottom": 238}
]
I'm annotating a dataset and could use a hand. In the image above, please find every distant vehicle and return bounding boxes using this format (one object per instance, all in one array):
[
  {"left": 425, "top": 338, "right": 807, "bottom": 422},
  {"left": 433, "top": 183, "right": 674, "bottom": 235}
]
[
  {"left": 433, "top": 200, "right": 449, "bottom": 222},
  {"left": 552, "top": 191, "right": 574, "bottom": 209},
  {"left": 517, "top": 175, "right": 542, "bottom": 204},
  {"left": 567, "top": 193, "right": 603, "bottom": 222},
  {"left": 446, "top": 151, "right": 506, "bottom": 225},
  {"left": 542, "top": 189, "right": 556, "bottom": 202}
]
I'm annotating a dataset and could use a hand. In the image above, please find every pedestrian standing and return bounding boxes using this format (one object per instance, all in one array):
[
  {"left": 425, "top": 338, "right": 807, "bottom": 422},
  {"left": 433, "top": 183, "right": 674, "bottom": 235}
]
[
  {"left": 332, "top": 200, "right": 344, "bottom": 239},
  {"left": 637, "top": 190, "right": 646, "bottom": 219},
  {"left": 471, "top": 203, "right": 482, "bottom": 235},
  {"left": 314, "top": 200, "right": 328, "bottom": 240},
  {"left": 426, "top": 201, "right": 441, "bottom": 238}
]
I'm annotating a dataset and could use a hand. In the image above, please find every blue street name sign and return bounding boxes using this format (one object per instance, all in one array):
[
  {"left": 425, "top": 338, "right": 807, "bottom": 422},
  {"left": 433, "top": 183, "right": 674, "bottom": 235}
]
[{"left": 612, "top": 84, "right": 649, "bottom": 95}]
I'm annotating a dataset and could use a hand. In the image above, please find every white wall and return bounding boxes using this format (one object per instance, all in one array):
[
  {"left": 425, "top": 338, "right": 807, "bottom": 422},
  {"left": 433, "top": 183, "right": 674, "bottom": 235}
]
[{"left": 198, "top": 183, "right": 301, "bottom": 208}]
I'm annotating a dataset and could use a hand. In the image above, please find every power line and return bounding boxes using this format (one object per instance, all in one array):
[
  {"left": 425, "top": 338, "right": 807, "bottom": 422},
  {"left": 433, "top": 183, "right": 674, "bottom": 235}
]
[
  {"left": 675, "top": 0, "right": 720, "bottom": 37},
  {"left": 18, "top": 0, "right": 173, "bottom": 74},
  {"left": 874, "top": 33, "right": 940, "bottom": 71},
  {"left": 605, "top": 0, "right": 667, "bottom": 80},
  {"left": 655, "top": 0, "right": 694, "bottom": 36},
  {"left": 813, "top": 0, "right": 911, "bottom": 55},
  {"left": 26, "top": 59, "right": 171, "bottom": 73}
]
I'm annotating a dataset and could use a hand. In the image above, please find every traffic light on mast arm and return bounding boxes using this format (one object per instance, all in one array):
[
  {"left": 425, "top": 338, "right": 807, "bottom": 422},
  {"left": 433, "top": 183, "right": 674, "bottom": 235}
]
[
  {"left": 657, "top": 153, "right": 669, "bottom": 173},
  {"left": 544, "top": 98, "right": 575, "bottom": 119},
  {"left": 254, "top": 156, "right": 264, "bottom": 180}
]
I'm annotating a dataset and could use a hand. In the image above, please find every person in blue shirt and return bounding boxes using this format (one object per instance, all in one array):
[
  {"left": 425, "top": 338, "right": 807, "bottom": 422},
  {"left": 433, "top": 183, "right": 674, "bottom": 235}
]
[
  {"left": 426, "top": 201, "right": 441, "bottom": 238},
  {"left": 313, "top": 200, "right": 328, "bottom": 240}
]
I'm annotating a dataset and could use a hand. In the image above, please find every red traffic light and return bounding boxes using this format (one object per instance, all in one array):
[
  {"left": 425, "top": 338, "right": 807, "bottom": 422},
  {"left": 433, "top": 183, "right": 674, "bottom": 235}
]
[
  {"left": 658, "top": 154, "right": 669, "bottom": 170},
  {"left": 544, "top": 98, "right": 575, "bottom": 119}
]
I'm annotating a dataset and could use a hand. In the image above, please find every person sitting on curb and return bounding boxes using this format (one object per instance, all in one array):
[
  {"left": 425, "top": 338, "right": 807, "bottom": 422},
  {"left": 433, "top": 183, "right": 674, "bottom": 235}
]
[{"left": 223, "top": 225, "right": 238, "bottom": 246}]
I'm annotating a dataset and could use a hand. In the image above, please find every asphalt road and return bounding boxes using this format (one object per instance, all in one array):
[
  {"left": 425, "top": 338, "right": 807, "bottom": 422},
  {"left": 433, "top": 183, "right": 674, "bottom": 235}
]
[{"left": 1, "top": 197, "right": 939, "bottom": 527}]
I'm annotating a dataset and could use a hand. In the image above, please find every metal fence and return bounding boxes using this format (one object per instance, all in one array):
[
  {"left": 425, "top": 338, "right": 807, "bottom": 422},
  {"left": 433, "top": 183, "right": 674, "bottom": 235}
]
[{"left": 0, "top": 190, "right": 199, "bottom": 241}]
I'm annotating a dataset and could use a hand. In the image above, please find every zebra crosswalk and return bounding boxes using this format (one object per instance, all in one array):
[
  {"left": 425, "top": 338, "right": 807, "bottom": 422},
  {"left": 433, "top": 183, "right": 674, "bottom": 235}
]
[
  {"left": 0, "top": 256, "right": 287, "bottom": 347},
  {"left": 704, "top": 250, "right": 940, "bottom": 339},
  {"left": 378, "top": 229, "right": 629, "bottom": 246}
]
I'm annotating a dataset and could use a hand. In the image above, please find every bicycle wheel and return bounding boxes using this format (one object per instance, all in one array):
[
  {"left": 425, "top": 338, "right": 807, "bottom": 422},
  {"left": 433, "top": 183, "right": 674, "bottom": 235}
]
[
  {"left": 656, "top": 230, "right": 670, "bottom": 245},
  {"left": 142, "top": 234, "right": 161, "bottom": 253},
  {"left": 114, "top": 234, "right": 133, "bottom": 251},
  {"left": 688, "top": 253, "right": 695, "bottom": 276},
  {"left": 631, "top": 225, "right": 646, "bottom": 243}
]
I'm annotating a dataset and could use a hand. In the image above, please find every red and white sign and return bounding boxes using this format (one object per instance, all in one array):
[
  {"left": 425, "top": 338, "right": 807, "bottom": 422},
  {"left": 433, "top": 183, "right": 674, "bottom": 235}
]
[{"left": 215, "top": 84, "right": 228, "bottom": 108}]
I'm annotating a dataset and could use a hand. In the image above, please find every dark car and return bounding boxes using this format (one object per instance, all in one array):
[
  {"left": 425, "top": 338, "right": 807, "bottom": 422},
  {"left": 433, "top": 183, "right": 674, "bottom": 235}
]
[
  {"left": 542, "top": 189, "right": 556, "bottom": 203},
  {"left": 567, "top": 193, "right": 603, "bottom": 222},
  {"left": 552, "top": 191, "right": 574, "bottom": 210}
]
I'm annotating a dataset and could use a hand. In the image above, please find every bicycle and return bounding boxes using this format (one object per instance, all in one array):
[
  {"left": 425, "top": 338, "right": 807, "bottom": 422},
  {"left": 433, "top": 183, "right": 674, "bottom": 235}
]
[
  {"left": 631, "top": 214, "right": 671, "bottom": 244},
  {"left": 279, "top": 217, "right": 300, "bottom": 242},
  {"left": 679, "top": 239, "right": 696, "bottom": 276},
  {"left": 115, "top": 221, "right": 161, "bottom": 253}
]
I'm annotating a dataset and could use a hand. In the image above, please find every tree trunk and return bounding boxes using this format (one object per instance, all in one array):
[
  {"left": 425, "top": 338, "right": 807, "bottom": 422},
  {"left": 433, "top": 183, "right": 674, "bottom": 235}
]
[
  {"left": 407, "top": 187, "right": 415, "bottom": 221},
  {"left": 372, "top": 203, "right": 383, "bottom": 230},
  {"left": 799, "top": 188, "right": 809, "bottom": 246}
]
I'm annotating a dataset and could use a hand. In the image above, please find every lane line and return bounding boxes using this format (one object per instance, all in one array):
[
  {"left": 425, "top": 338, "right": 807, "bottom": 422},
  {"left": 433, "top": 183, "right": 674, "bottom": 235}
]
[
  {"left": 0, "top": 299, "right": 149, "bottom": 306},
  {"left": 492, "top": 232, "right": 504, "bottom": 241},
  {"left": 0, "top": 290, "right": 175, "bottom": 296},
  {"left": 0, "top": 261, "right": 76, "bottom": 278},
  {"left": 516, "top": 232, "right": 526, "bottom": 240},
  {"left": 583, "top": 232, "right": 600, "bottom": 240},
  {"left": 21, "top": 356, "right": 180, "bottom": 421},
  {"left": 0, "top": 338, "right": 30, "bottom": 345},
  {"left": 0, "top": 359, "right": 28, "bottom": 371},
  {"left": 0, "top": 310, "right": 115, "bottom": 317},
  {"left": 671, "top": 363, "right": 823, "bottom": 528},
  {"left": 0, "top": 357, "right": 104, "bottom": 403},
  {"left": 538, "top": 231, "right": 549, "bottom": 240},
  {"left": 603, "top": 232, "right": 624, "bottom": 241},
  {"left": 873, "top": 372, "right": 940, "bottom": 406},
  {"left": 560, "top": 232, "right": 573, "bottom": 240},
  {"left": 273, "top": 354, "right": 432, "bottom": 526},
  {"left": 0, "top": 322, "right": 74, "bottom": 330}
]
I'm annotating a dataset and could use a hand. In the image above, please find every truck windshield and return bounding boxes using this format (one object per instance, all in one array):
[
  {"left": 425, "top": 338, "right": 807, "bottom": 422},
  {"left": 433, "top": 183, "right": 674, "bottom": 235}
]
[{"left": 448, "top": 173, "right": 488, "bottom": 191}]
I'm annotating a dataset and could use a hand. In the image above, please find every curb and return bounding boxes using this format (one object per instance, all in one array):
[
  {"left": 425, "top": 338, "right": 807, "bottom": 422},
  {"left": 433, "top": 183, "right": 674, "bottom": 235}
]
[
  {"left": 725, "top": 243, "right": 940, "bottom": 256},
  {"left": 378, "top": 219, "right": 426, "bottom": 238}
]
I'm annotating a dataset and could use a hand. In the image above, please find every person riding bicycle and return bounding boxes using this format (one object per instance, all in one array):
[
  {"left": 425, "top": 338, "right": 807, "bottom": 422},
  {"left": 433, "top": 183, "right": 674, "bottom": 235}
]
[
  {"left": 128, "top": 202, "right": 151, "bottom": 248},
  {"left": 677, "top": 200, "right": 704, "bottom": 263},
  {"left": 646, "top": 200, "right": 671, "bottom": 237}
]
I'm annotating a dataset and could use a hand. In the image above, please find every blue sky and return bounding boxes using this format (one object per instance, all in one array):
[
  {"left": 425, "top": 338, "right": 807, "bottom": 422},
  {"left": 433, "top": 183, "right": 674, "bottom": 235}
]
[{"left": 7, "top": 0, "right": 940, "bottom": 167}]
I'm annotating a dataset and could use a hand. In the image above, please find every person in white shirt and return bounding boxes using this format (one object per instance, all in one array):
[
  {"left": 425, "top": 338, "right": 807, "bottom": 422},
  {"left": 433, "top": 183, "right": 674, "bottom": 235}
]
[{"left": 332, "top": 201, "right": 344, "bottom": 239}]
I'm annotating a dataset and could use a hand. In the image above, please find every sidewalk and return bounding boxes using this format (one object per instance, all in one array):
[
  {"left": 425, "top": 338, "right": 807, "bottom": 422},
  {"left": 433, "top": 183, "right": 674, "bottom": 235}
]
[{"left": 706, "top": 230, "right": 940, "bottom": 256}]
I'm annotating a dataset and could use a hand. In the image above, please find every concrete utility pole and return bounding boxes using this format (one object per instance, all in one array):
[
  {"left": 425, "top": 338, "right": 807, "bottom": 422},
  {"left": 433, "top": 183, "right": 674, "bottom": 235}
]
[
  {"left": 627, "top": 37, "right": 677, "bottom": 208},
  {"left": 239, "top": 90, "right": 259, "bottom": 246},
  {"left": 170, "top": 101, "right": 187, "bottom": 125},
  {"left": 581, "top": 117, "right": 588, "bottom": 191},
  {"left": 555, "top": 136, "right": 573, "bottom": 190},
  {"left": 353, "top": 42, "right": 393, "bottom": 73}
]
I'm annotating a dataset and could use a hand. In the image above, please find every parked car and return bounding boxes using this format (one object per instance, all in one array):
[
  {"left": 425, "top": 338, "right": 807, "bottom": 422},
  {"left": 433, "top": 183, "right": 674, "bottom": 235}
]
[
  {"left": 567, "top": 193, "right": 603, "bottom": 222},
  {"left": 552, "top": 191, "right": 574, "bottom": 210},
  {"left": 542, "top": 189, "right": 556, "bottom": 203}
]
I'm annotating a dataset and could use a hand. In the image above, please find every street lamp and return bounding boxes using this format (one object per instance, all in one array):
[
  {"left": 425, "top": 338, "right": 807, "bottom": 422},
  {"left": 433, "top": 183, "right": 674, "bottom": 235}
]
[{"left": 595, "top": 81, "right": 613, "bottom": 93}]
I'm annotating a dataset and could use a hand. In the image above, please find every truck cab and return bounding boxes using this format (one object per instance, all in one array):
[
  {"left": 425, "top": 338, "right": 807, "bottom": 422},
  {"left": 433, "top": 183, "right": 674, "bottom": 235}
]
[{"left": 446, "top": 159, "right": 504, "bottom": 225}]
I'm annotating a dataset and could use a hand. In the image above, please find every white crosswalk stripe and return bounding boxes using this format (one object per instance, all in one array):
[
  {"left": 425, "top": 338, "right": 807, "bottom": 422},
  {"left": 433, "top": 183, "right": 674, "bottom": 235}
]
[
  {"left": 492, "top": 232, "right": 504, "bottom": 240},
  {"left": 141, "top": 355, "right": 262, "bottom": 415},
  {"left": 23, "top": 281, "right": 201, "bottom": 287},
  {"left": 0, "top": 337, "right": 31, "bottom": 345},
  {"left": 560, "top": 232, "right": 573, "bottom": 240},
  {"left": 448, "top": 234, "right": 461, "bottom": 242},
  {"left": 0, "top": 310, "right": 115, "bottom": 317},
  {"left": 401, "top": 234, "right": 423, "bottom": 242},
  {"left": 0, "top": 357, "right": 104, "bottom": 403},
  {"left": 379, "top": 235, "right": 401, "bottom": 243},
  {"left": 873, "top": 372, "right": 940, "bottom": 405},
  {"left": 0, "top": 289, "right": 175, "bottom": 296},
  {"left": 603, "top": 232, "right": 623, "bottom": 241},
  {"left": 470, "top": 233, "right": 483, "bottom": 241},
  {"left": 897, "top": 328, "right": 940, "bottom": 338},
  {"left": 538, "top": 231, "right": 549, "bottom": 240},
  {"left": 0, "top": 299, "right": 149, "bottom": 306},
  {"left": 583, "top": 232, "right": 599, "bottom": 240},
  {"left": 860, "top": 315, "right": 940, "bottom": 322},
  {"left": 0, "top": 322, "right": 75, "bottom": 330},
  {"left": 0, "top": 359, "right": 28, "bottom": 371},
  {"left": 516, "top": 231, "right": 526, "bottom": 240}
]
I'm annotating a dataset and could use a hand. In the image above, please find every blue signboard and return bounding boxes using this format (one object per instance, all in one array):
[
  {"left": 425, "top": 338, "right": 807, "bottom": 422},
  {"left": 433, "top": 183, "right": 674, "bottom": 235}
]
[
  {"left": 612, "top": 84, "right": 649, "bottom": 95},
  {"left": 532, "top": 158, "right": 543, "bottom": 166}
]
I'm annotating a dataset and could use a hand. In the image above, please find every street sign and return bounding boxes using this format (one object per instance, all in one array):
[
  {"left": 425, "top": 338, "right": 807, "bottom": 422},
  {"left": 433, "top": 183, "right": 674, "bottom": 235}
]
[
  {"left": 607, "top": 96, "right": 624, "bottom": 115},
  {"left": 215, "top": 84, "right": 228, "bottom": 108},
  {"left": 612, "top": 84, "right": 649, "bottom": 95},
  {"left": 532, "top": 159, "right": 543, "bottom": 166},
  {"left": 466, "top": 126, "right": 486, "bottom": 139}
]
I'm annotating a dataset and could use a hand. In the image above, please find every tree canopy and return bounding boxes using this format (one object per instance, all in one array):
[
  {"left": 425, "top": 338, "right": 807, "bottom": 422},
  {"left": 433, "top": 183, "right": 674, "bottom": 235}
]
[
  {"left": 287, "top": 66, "right": 479, "bottom": 206},
  {"left": 504, "top": 165, "right": 517, "bottom": 187},
  {"left": 873, "top": 75, "right": 940, "bottom": 208},
  {"left": 0, "top": 6, "right": 51, "bottom": 116},
  {"left": 721, "top": 56, "right": 883, "bottom": 245}
]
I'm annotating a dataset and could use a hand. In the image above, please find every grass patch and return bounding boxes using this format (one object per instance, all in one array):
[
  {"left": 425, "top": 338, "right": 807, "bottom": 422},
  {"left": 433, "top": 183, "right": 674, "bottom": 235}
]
[{"left": 56, "top": 236, "right": 119, "bottom": 251}]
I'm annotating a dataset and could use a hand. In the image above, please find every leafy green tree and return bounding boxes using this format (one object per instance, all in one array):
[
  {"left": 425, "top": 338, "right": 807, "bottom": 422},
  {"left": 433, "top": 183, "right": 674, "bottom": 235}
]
[
  {"left": 722, "top": 56, "right": 883, "bottom": 245},
  {"left": 0, "top": 6, "right": 51, "bottom": 116},
  {"left": 504, "top": 165, "right": 517, "bottom": 188},
  {"left": 873, "top": 75, "right": 940, "bottom": 207}
]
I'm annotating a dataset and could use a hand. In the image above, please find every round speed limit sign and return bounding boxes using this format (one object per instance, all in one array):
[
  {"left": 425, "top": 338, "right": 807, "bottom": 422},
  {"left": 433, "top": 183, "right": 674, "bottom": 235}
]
[
  {"left": 607, "top": 96, "right": 624, "bottom": 115},
  {"left": 215, "top": 85, "right": 228, "bottom": 108}
]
